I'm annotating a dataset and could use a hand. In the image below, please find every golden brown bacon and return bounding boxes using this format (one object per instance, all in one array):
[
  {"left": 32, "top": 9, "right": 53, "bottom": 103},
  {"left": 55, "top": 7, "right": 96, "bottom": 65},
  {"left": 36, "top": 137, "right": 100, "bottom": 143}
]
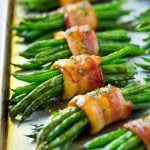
[
  {"left": 59, "top": 1, "right": 97, "bottom": 29},
  {"left": 52, "top": 55, "right": 104, "bottom": 100},
  {"left": 124, "top": 115, "right": 150, "bottom": 150},
  {"left": 54, "top": 25, "right": 99, "bottom": 56},
  {"left": 68, "top": 85, "right": 133, "bottom": 134}
]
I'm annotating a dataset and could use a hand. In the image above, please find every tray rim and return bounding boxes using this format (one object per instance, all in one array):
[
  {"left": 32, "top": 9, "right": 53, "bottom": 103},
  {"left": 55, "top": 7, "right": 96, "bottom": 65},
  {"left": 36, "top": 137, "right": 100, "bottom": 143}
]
[{"left": 0, "top": 0, "right": 15, "bottom": 149}]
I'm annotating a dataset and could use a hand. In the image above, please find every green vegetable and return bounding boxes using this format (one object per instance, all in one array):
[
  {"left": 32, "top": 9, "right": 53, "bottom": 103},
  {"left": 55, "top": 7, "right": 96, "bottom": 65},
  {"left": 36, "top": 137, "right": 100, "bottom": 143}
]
[
  {"left": 10, "top": 47, "right": 137, "bottom": 122},
  {"left": 34, "top": 83, "right": 150, "bottom": 149},
  {"left": 82, "top": 128, "right": 145, "bottom": 150},
  {"left": 14, "top": 1, "right": 130, "bottom": 42}
]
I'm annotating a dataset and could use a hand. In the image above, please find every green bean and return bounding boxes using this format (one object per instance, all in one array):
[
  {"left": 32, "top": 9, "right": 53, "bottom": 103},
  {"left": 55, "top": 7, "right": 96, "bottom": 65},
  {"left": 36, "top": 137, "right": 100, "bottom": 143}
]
[
  {"left": 82, "top": 128, "right": 127, "bottom": 149},
  {"left": 102, "top": 59, "right": 128, "bottom": 65},
  {"left": 10, "top": 93, "right": 27, "bottom": 105},
  {"left": 96, "top": 29, "right": 131, "bottom": 42},
  {"left": 37, "top": 107, "right": 79, "bottom": 145},
  {"left": 123, "top": 80, "right": 139, "bottom": 88},
  {"left": 93, "top": 1, "right": 122, "bottom": 12},
  {"left": 133, "top": 144, "right": 146, "bottom": 150},
  {"left": 23, "top": 43, "right": 69, "bottom": 59},
  {"left": 116, "top": 135, "right": 141, "bottom": 150},
  {"left": 142, "top": 57, "right": 150, "bottom": 62},
  {"left": 104, "top": 74, "right": 134, "bottom": 84},
  {"left": 102, "top": 46, "right": 136, "bottom": 64},
  {"left": 125, "top": 91, "right": 150, "bottom": 104},
  {"left": 35, "top": 50, "right": 72, "bottom": 65},
  {"left": 10, "top": 82, "right": 40, "bottom": 100},
  {"left": 46, "top": 111, "right": 84, "bottom": 142},
  {"left": 21, "top": 38, "right": 67, "bottom": 54},
  {"left": 20, "top": 84, "right": 62, "bottom": 123},
  {"left": 99, "top": 42, "right": 144, "bottom": 56},
  {"left": 12, "top": 83, "right": 39, "bottom": 94},
  {"left": 103, "top": 131, "right": 133, "bottom": 150},
  {"left": 134, "top": 102, "right": 150, "bottom": 110},
  {"left": 12, "top": 69, "right": 61, "bottom": 83},
  {"left": 101, "top": 64, "right": 135, "bottom": 75},
  {"left": 137, "top": 24, "right": 150, "bottom": 32},
  {"left": 99, "top": 42, "right": 132, "bottom": 55},
  {"left": 21, "top": 0, "right": 59, "bottom": 11},
  {"left": 12, "top": 61, "right": 41, "bottom": 70},
  {"left": 121, "top": 83, "right": 150, "bottom": 96},
  {"left": 10, "top": 74, "right": 63, "bottom": 118},
  {"left": 143, "top": 41, "right": 150, "bottom": 50},
  {"left": 136, "top": 63, "right": 150, "bottom": 71},
  {"left": 95, "top": 9, "right": 130, "bottom": 20},
  {"left": 145, "top": 76, "right": 150, "bottom": 81},
  {"left": 22, "top": 18, "right": 65, "bottom": 30},
  {"left": 38, "top": 118, "right": 88, "bottom": 149}
]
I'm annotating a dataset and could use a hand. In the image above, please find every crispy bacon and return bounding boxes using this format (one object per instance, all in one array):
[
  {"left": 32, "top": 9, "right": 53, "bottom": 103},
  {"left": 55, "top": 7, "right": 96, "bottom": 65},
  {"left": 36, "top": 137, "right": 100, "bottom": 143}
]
[
  {"left": 59, "top": 1, "right": 97, "bottom": 29},
  {"left": 54, "top": 25, "right": 99, "bottom": 56},
  {"left": 52, "top": 55, "right": 104, "bottom": 100},
  {"left": 124, "top": 115, "right": 150, "bottom": 150},
  {"left": 59, "top": 0, "right": 80, "bottom": 6},
  {"left": 68, "top": 85, "right": 133, "bottom": 134}
]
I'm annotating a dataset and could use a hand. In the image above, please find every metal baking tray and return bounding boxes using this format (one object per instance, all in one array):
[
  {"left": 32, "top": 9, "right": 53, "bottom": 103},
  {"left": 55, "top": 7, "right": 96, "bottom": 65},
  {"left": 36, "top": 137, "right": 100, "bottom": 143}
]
[{"left": 0, "top": 0, "right": 150, "bottom": 150}]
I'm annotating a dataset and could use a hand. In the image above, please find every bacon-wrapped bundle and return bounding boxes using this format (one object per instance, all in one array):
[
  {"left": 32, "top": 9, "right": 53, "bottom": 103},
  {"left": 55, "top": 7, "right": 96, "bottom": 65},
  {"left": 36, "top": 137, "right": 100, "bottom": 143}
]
[
  {"left": 60, "top": 1, "right": 97, "bottom": 29},
  {"left": 83, "top": 114, "right": 150, "bottom": 150},
  {"left": 68, "top": 85, "right": 133, "bottom": 134},
  {"left": 52, "top": 55, "right": 104, "bottom": 100},
  {"left": 35, "top": 83, "right": 150, "bottom": 149},
  {"left": 124, "top": 115, "right": 150, "bottom": 150},
  {"left": 15, "top": 1, "right": 130, "bottom": 42},
  {"left": 10, "top": 47, "right": 138, "bottom": 123},
  {"left": 54, "top": 25, "right": 99, "bottom": 56},
  {"left": 11, "top": 47, "right": 138, "bottom": 123}
]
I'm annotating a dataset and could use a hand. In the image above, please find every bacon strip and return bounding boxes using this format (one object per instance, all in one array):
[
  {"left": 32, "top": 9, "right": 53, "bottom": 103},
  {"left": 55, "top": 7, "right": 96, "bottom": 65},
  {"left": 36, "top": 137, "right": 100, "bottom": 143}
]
[
  {"left": 68, "top": 95, "right": 105, "bottom": 134},
  {"left": 54, "top": 25, "right": 99, "bottom": 56},
  {"left": 59, "top": 1, "right": 97, "bottom": 29},
  {"left": 123, "top": 115, "right": 150, "bottom": 150},
  {"left": 52, "top": 55, "right": 104, "bottom": 100},
  {"left": 68, "top": 85, "right": 133, "bottom": 134}
]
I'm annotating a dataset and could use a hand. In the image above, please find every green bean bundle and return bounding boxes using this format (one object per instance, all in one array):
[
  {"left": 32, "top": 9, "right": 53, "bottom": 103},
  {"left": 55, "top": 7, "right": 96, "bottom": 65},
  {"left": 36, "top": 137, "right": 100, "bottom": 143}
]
[
  {"left": 10, "top": 46, "right": 137, "bottom": 122},
  {"left": 136, "top": 57, "right": 150, "bottom": 71},
  {"left": 13, "top": 29, "right": 144, "bottom": 70},
  {"left": 14, "top": 1, "right": 130, "bottom": 42},
  {"left": 133, "top": 8, "right": 150, "bottom": 32},
  {"left": 30, "top": 83, "right": 150, "bottom": 150},
  {"left": 82, "top": 115, "right": 150, "bottom": 150},
  {"left": 21, "top": 0, "right": 100, "bottom": 12}
]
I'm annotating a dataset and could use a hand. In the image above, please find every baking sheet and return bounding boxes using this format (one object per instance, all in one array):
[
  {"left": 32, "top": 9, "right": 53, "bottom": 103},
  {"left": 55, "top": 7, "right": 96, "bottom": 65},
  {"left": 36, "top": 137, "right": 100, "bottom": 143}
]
[{"left": 0, "top": 0, "right": 150, "bottom": 150}]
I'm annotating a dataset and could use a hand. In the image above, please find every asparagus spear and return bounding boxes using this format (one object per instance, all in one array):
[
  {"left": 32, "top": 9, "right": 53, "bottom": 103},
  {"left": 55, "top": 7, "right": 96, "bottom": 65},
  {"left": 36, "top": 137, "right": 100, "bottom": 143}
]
[
  {"left": 14, "top": 1, "right": 130, "bottom": 42},
  {"left": 31, "top": 83, "right": 150, "bottom": 150},
  {"left": 10, "top": 47, "right": 137, "bottom": 122}
]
